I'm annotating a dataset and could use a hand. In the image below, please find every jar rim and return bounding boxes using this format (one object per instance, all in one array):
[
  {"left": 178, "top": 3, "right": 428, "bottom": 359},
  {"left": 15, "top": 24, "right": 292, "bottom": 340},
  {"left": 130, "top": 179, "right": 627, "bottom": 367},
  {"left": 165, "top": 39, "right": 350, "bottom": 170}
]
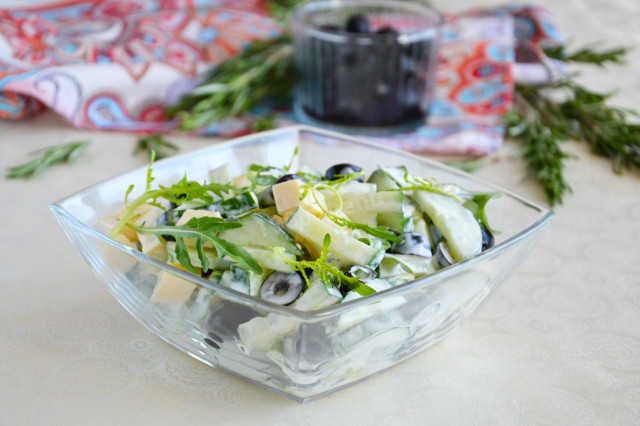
[{"left": 292, "top": 0, "right": 444, "bottom": 44}]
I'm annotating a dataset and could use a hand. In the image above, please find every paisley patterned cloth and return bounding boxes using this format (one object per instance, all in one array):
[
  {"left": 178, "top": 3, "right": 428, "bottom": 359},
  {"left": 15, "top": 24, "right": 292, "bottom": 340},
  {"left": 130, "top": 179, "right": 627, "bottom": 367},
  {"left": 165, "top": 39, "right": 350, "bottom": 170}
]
[{"left": 0, "top": 1, "right": 564, "bottom": 155}]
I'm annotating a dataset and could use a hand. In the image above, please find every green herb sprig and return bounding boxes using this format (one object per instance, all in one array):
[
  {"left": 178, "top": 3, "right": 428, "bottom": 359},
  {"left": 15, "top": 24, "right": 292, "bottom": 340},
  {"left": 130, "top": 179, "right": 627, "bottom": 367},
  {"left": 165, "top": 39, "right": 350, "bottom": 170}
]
[
  {"left": 325, "top": 170, "right": 366, "bottom": 189},
  {"left": 130, "top": 217, "right": 262, "bottom": 274},
  {"left": 134, "top": 134, "right": 178, "bottom": 160},
  {"left": 395, "top": 171, "right": 461, "bottom": 201},
  {"left": 111, "top": 159, "right": 240, "bottom": 237},
  {"left": 508, "top": 45, "right": 640, "bottom": 205},
  {"left": 166, "top": 35, "right": 294, "bottom": 130},
  {"left": 274, "top": 234, "right": 375, "bottom": 296},
  {"left": 543, "top": 45, "right": 628, "bottom": 66},
  {"left": 7, "top": 140, "right": 90, "bottom": 179}
]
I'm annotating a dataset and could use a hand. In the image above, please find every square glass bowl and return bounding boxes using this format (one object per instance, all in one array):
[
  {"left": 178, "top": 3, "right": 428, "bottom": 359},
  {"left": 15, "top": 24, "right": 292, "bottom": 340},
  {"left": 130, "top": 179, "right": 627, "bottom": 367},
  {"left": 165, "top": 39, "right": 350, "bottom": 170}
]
[{"left": 51, "top": 126, "right": 553, "bottom": 402}]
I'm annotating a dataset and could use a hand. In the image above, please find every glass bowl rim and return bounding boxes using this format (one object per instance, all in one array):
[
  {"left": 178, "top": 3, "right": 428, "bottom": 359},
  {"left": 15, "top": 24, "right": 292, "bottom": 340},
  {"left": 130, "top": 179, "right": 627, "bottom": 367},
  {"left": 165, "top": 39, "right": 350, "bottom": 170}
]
[{"left": 51, "top": 125, "right": 554, "bottom": 320}]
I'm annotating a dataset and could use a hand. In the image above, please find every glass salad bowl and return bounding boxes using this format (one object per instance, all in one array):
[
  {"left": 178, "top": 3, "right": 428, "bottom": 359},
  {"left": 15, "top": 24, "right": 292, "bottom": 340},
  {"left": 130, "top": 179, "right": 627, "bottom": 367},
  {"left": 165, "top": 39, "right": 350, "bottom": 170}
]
[{"left": 51, "top": 126, "right": 553, "bottom": 402}]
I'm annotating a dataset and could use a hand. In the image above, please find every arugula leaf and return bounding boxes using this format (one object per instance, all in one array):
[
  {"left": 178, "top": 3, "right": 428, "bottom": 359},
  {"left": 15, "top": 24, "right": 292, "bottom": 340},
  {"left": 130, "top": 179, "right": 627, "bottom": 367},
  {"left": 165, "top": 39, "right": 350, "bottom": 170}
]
[
  {"left": 134, "top": 134, "right": 178, "bottom": 160},
  {"left": 247, "top": 164, "right": 284, "bottom": 188},
  {"left": 130, "top": 217, "right": 262, "bottom": 274},
  {"left": 110, "top": 164, "right": 240, "bottom": 237},
  {"left": 273, "top": 234, "right": 375, "bottom": 296},
  {"left": 7, "top": 140, "right": 90, "bottom": 179}
]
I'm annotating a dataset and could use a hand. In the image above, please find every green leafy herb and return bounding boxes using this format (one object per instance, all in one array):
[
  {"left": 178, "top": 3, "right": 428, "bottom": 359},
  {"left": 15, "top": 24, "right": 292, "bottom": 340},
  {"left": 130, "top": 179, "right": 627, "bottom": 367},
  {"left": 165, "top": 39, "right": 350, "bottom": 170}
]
[
  {"left": 296, "top": 170, "right": 323, "bottom": 182},
  {"left": 392, "top": 170, "right": 460, "bottom": 201},
  {"left": 543, "top": 45, "right": 628, "bottom": 66},
  {"left": 130, "top": 217, "right": 262, "bottom": 274},
  {"left": 325, "top": 170, "right": 366, "bottom": 189},
  {"left": 274, "top": 234, "right": 375, "bottom": 296},
  {"left": 283, "top": 146, "right": 298, "bottom": 172},
  {"left": 463, "top": 193, "right": 500, "bottom": 233},
  {"left": 110, "top": 163, "right": 240, "bottom": 237},
  {"left": 134, "top": 134, "right": 178, "bottom": 160},
  {"left": 166, "top": 35, "right": 294, "bottom": 130},
  {"left": 509, "top": 74, "right": 639, "bottom": 205},
  {"left": 247, "top": 164, "right": 285, "bottom": 188},
  {"left": 505, "top": 107, "right": 573, "bottom": 204},
  {"left": 312, "top": 184, "right": 403, "bottom": 243},
  {"left": 7, "top": 140, "right": 90, "bottom": 179},
  {"left": 248, "top": 113, "right": 278, "bottom": 132}
]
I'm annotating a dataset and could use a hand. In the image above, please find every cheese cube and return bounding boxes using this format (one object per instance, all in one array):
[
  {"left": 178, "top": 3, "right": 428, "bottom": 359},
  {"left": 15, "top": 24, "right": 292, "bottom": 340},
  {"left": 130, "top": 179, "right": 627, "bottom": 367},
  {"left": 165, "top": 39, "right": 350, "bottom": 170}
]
[
  {"left": 132, "top": 207, "right": 165, "bottom": 257},
  {"left": 114, "top": 234, "right": 136, "bottom": 248},
  {"left": 150, "top": 265, "right": 197, "bottom": 303},
  {"left": 102, "top": 204, "right": 153, "bottom": 241},
  {"left": 175, "top": 209, "right": 222, "bottom": 226},
  {"left": 273, "top": 179, "right": 326, "bottom": 217},
  {"left": 138, "top": 233, "right": 167, "bottom": 260},
  {"left": 232, "top": 174, "right": 250, "bottom": 188},
  {"left": 210, "top": 163, "right": 231, "bottom": 184}
]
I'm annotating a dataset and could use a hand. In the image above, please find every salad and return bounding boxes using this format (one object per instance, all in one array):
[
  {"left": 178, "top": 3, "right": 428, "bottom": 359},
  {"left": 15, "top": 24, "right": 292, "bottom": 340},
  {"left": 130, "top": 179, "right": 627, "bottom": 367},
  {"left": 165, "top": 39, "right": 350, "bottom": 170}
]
[{"left": 103, "top": 154, "right": 497, "bottom": 353}]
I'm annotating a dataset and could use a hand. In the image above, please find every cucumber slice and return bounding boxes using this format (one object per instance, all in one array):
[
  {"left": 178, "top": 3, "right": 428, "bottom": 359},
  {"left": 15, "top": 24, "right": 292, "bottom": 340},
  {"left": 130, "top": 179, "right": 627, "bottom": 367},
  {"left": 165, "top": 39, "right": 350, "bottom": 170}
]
[
  {"left": 219, "top": 213, "right": 302, "bottom": 256},
  {"left": 367, "top": 167, "right": 402, "bottom": 191},
  {"left": 338, "top": 181, "right": 377, "bottom": 195},
  {"left": 285, "top": 208, "right": 383, "bottom": 268},
  {"left": 322, "top": 182, "right": 378, "bottom": 211},
  {"left": 412, "top": 191, "right": 482, "bottom": 261},
  {"left": 238, "top": 314, "right": 300, "bottom": 353},
  {"left": 341, "top": 191, "right": 408, "bottom": 231},
  {"left": 411, "top": 211, "right": 429, "bottom": 236},
  {"left": 333, "top": 279, "right": 406, "bottom": 334},
  {"left": 379, "top": 254, "right": 436, "bottom": 278},
  {"left": 342, "top": 191, "right": 403, "bottom": 215},
  {"left": 243, "top": 247, "right": 294, "bottom": 272},
  {"left": 229, "top": 265, "right": 267, "bottom": 296},
  {"left": 291, "top": 280, "right": 342, "bottom": 311},
  {"left": 207, "top": 192, "right": 258, "bottom": 218},
  {"left": 379, "top": 196, "right": 415, "bottom": 233}
]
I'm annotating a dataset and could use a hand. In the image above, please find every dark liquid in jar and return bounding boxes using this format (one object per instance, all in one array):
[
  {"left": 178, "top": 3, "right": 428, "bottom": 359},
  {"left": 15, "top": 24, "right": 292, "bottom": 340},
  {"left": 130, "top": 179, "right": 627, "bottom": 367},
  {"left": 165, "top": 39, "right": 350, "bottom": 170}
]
[{"left": 297, "top": 30, "right": 434, "bottom": 127}]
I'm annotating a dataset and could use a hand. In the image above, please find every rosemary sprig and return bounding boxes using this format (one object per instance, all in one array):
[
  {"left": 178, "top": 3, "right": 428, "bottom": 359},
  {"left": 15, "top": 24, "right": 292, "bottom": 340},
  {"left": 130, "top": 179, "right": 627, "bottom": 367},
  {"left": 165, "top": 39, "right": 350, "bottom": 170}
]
[
  {"left": 7, "top": 140, "right": 90, "bottom": 179},
  {"left": 134, "top": 134, "right": 178, "bottom": 160},
  {"left": 543, "top": 45, "right": 628, "bottom": 66},
  {"left": 508, "top": 46, "right": 639, "bottom": 206},
  {"left": 166, "top": 35, "right": 294, "bottom": 130}
]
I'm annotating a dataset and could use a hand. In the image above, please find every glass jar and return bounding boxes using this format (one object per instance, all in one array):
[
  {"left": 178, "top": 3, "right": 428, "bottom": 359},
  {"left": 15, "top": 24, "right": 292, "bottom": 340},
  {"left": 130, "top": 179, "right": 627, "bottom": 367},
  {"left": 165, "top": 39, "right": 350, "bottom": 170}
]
[{"left": 292, "top": 0, "right": 443, "bottom": 134}]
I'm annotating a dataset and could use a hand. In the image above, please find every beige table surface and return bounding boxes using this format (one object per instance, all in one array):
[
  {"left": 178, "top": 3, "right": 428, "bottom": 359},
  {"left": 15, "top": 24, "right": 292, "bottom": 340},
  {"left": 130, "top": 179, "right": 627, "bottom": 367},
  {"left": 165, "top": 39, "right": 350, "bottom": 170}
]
[{"left": 1, "top": 0, "right": 639, "bottom": 424}]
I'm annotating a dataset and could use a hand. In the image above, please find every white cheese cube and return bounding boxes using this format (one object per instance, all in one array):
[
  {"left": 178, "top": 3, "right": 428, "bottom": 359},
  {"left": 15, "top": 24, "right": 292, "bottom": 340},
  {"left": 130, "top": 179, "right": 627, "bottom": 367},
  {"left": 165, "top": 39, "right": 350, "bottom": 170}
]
[
  {"left": 210, "top": 163, "right": 231, "bottom": 184},
  {"left": 232, "top": 174, "right": 250, "bottom": 188},
  {"left": 113, "top": 234, "right": 135, "bottom": 248},
  {"left": 102, "top": 204, "right": 154, "bottom": 241},
  {"left": 175, "top": 209, "right": 222, "bottom": 247},
  {"left": 175, "top": 209, "right": 222, "bottom": 226},
  {"left": 150, "top": 265, "right": 197, "bottom": 304},
  {"left": 273, "top": 179, "right": 326, "bottom": 217},
  {"left": 138, "top": 233, "right": 167, "bottom": 260},
  {"left": 133, "top": 207, "right": 165, "bottom": 258}
]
